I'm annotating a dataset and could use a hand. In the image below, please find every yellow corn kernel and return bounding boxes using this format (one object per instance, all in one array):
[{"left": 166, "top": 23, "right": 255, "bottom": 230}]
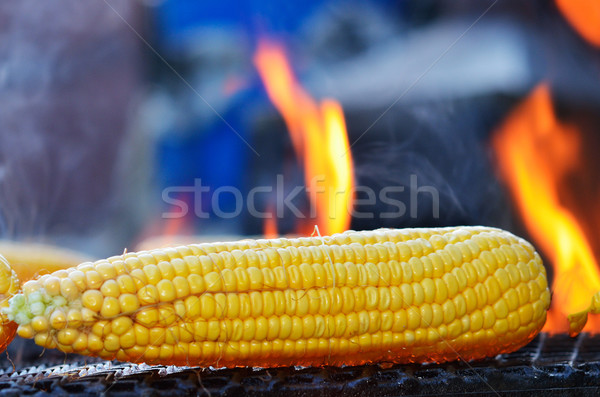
[
  {"left": 120, "top": 328, "right": 137, "bottom": 349},
  {"left": 118, "top": 294, "right": 140, "bottom": 313},
  {"left": 87, "top": 334, "right": 103, "bottom": 352},
  {"left": 204, "top": 272, "right": 223, "bottom": 292},
  {"left": 111, "top": 317, "right": 133, "bottom": 336},
  {"left": 67, "top": 309, "right": 83, "bottom": 328},
  {"left": 100, "top": 297, "right": 120, "bottom": 318},
  {"left": 157, "top": 261, "right": 175, "bottom": 280},
  {"left": 116, "top": 275, "right": 137, "bottom": 294},
  {"left": 100, "top": 280, "right": 120, "bottom": 298},
  {"left": 85, "top": 271, "right": 103, "bottom": 289},
  {"left": 184, "top": 296, "right": 201, "bottom": 319},
  {"left": 92, "top": 320, "right": 111, "bottom": 337},
  {"left": 43, "top": 276, "right": 61, "bottom": 296},
  {"left": 188, "top": 274, "right": 206, "bottom": 294},
  {"left": 96, "top": 262, "right": 117, "bottom": 280},
  {"left": 34, "top": 333, "right": 56, "bottom": 349},
  {"left": 31, "top": 316, "right": 50, "bottom": 333},
  {"left": 143, "top": 264, "right": 161, "bottom": 285},
  {"left": 17, "top": 324, "right": 34, "bottom": 339},
  {"left": 135, "top": 307, "right": 159, "bottom": 327},
  {"left": 130, "top": 269, "right": 148, "bottom": 289},
  {"left": 104, "top": 333, "right": 120, "bottom": 351},
  {"left": 81, "top": 308, "right": 97, "bottom": 326},
  {"left": 82, "top": 290, "right": 104, "bottom": 312},
  {"left": 137, "top": 285, "right": 159, "bottom": 305},
  {"left": 157, "top": 279, "right": 176, "bottom": 302},
  {"left": 57, "top": 328, "right": 79, "bottom": 345},
  {"left": 59, "top": 278, "right": 79, "bottom": 300},
  {"left": 134, "top": 324, "right": 150, "bottom": 346},
  {"left": 73, "top": 333, "right": 88, "bottom": 352},
  {"left": 173, "top": 276, "right": 190, "bottom": 298},
  {"left": 49, "top": 309, "right": 67, "bottom": 330},
  {"left": 158, "top": 305, "right": 177, "bottom": 327}
]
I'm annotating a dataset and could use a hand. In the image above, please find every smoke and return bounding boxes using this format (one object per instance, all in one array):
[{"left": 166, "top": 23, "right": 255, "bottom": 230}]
[
  {"left": 0, "top": 0, "right": 141, "bottom": 241},
  {"left": 349, "top": 98, "right": 514, "bottom": 231}
]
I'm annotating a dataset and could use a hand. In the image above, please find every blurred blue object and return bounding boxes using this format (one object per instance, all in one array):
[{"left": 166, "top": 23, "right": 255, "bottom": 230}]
[
  {"left": 150, "top": 0, "right": 399, "bottom": 234},
  {"left": 156, "top": 0, "right": 328, "bottom": 49},
  {"left": 156, "top": 109, "right": 248, "bottom": 222}
]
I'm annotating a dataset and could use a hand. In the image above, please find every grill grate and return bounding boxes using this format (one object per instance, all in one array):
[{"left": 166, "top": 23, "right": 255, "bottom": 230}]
[{"left": 1, "top": 333, "right": 600, "bottom": 396}]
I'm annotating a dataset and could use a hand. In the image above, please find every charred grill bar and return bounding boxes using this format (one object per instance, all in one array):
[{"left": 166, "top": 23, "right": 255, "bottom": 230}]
[{"left": 1, "top": 333, "right": 600, "bottom": 396}]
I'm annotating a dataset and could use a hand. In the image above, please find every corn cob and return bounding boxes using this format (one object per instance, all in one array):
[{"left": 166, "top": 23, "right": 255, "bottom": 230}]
[
  {"left": 3, "top": 226, "right": 550, "bottom": 367},
  {"left": 0, "top": 240, "right": 94, "bottom": 283},
  {"left": 568, "top": 291, "right": 600, "bottom": 336},
  {"left": 136, "top": 235, "right": 241, "bottom": 251},
  {"left": 0, "top": 242, "right": 90, "bottom": 353},
  {"left": 0, "top": 255, "right": 20, "bottom": 353}
]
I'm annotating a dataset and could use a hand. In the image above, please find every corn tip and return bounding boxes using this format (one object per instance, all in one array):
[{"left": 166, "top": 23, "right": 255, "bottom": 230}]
[
  {"left": 0, "top": 254, "right": 20, "bottom": 353},
  {"left": 567, "top": 311, "right": 588, "bottom": 337}
]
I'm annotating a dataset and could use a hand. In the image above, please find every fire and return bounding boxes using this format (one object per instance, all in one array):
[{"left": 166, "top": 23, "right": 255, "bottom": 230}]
[
  {"left": 493, "top": 84, "right": 600, "bottom": 333},
  {"left": 135, "top": 192, "right": 195, "bottom": 251},
  {"left": 263, "top": 204, "right": 278, "bottom": 239},
  {"left": 555, "top": 0, "right": 600, "bottom": 47},
  {"left": 254, "top": 40, "right": 354, "bottom": 236}
]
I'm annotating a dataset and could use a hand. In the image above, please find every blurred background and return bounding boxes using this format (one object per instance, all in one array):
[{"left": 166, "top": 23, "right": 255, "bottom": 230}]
[{"left": 1, "top": 0, "right": 600, "bottom": 333}]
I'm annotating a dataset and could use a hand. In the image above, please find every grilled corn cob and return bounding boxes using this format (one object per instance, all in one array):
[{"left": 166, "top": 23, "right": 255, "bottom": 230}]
[
  {"left": 3, "top": 226, "right": 550, "bottom": 367},
  {"left": 568, "top": 291, "right": 600, "bottom": 336},
  {"left": 0, "top": 240, "right": 93, "bottom": 283},
  {"left": 0, "top": 255, "right": 20, "bottom": 353},
  {"left": 0, "top": 242, "right": 90, "bottom": 352}
]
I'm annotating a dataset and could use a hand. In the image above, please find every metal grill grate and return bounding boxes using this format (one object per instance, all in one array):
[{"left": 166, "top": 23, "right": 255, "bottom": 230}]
[{"left": 1, "top": 333, "right": 600, "bottom": 396}]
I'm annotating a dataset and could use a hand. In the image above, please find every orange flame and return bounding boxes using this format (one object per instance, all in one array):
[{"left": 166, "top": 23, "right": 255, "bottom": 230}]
[
  {"left": 254, "top": 40, "right": 354, "bottom": 236},
  {"left": 493, "top": 83, "right": 600, "bottom": 333},
  {"left": 263, "top": 204, "right": 278, "bottom": 239},
  {"left": 555, "top": 0, "right": 600, "bottom": 47},
  {"left": 135, "top": 193, "right": 195, "bottom": 250}
]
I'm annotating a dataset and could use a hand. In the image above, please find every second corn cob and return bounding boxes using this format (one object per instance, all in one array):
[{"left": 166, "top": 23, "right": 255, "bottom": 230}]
[
  {"left": 3, "top": 226, "right": 550, "bottom": 367},
  {"left": 0, "top": 241, "right": 94, "bottom": 283},
  {"left": 0, "top": 255, "right": 20, "bottom": 353}
]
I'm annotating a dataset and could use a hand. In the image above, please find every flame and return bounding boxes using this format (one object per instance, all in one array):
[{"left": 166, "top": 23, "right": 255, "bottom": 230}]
[
  {"left": 135, "top": 192, "right": 195, "bottom": 250},
  {"left": 555, "top": 0, "right": 600, "bottom": 47},
  {"left": 493, "top": 83, "right": 600, "bottom": 333},
  {"left": 223, "top": 75, "right": 249, "bottom": 97},
  {"left": 263, "top": 204, "right": 278, "bottom": 239},
  {"left": 254, "top": 40, "right": 354, "bottom": 236}
]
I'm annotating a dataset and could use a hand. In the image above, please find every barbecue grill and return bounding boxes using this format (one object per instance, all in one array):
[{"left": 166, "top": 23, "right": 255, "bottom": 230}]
[{"left": 1, "top": 333, "right": 600, "bottom": 396}]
